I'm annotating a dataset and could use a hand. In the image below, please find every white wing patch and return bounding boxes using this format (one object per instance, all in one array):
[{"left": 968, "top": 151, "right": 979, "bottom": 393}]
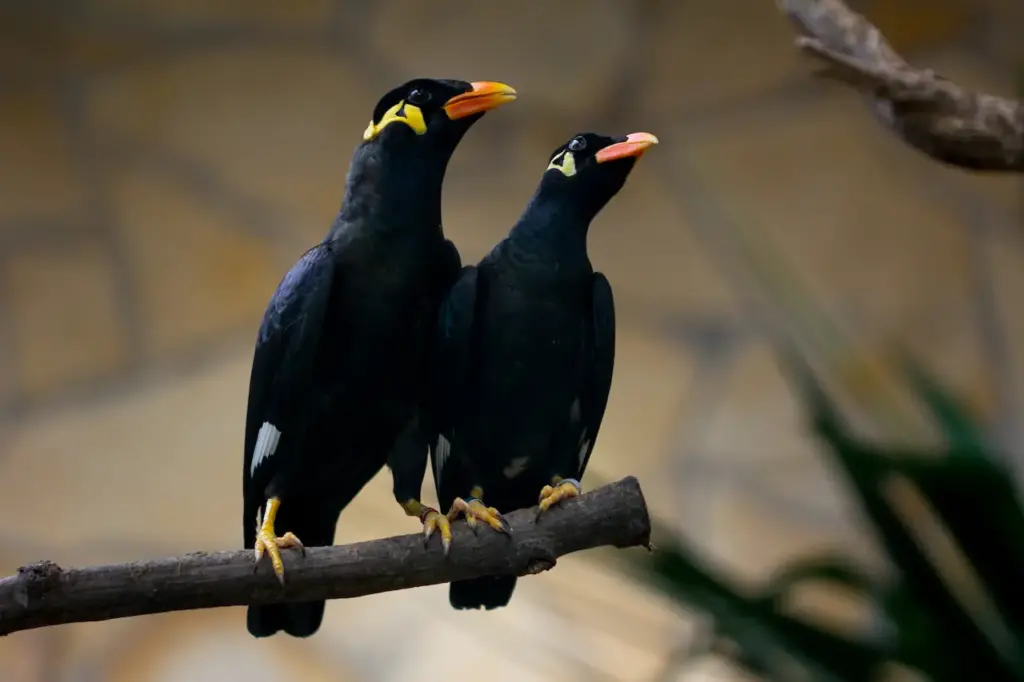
[
  {"left": 577, "top": 433, "right": 591, "bottom": 472},
  {"left": 571, "top": 398, "right": 590, "bottom": 472},
  {"left": 569, "top": 397, "right": 582, "bottom": 424},
  {"left": 435, "top": 434, "right": 451, "bottom": 484},
  {"left": 250, "top": 422, "right": 282, "bottom": 478},
  {"left": 503, "top": 456, "right": 529, "bottom": 479}
]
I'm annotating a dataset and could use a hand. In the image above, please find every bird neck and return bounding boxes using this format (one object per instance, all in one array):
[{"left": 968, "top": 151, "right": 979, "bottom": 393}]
[
  {"left": 328, "top": 142, "right": 448, "bottom": 241},
  {"left": 509, "top": 187, "right": 593, "bottom": 255}
]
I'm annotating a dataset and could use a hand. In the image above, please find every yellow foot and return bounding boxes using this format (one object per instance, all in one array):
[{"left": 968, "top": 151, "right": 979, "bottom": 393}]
[
  {"left": 402, "top": 499, "right": 454, "bottom": 556},
  {"left": 254, "top": 499, "right": 305, "bottom": 585},
  {"left": 421, "top": 506, "right": 454, "bottom": 556},
  {"left": 447, "top": 497, "right": 512, "bottom": 535},
  {"left": 536, "top": 477, "right": 582, "bottom": 519}
]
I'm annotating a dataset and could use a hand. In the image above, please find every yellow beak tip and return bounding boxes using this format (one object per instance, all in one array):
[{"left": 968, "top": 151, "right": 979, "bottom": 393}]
[
  {"left": 628, "top": 132, "right": 659, "bottom": 147},
  {"left": 444, "top": 81, "right": 518, "bottom": 119}
]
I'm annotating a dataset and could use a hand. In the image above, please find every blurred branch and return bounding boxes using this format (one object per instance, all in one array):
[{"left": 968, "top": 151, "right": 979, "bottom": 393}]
[
  {"left": 777, "top": 0, "right": 1024, "bottom": 173},
  {"left": 0, "top": 477, "right": 651, "bottom": 636}
]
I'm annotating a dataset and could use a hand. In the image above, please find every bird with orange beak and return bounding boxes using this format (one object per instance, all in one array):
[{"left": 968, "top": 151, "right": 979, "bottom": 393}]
[
  {"left": 425, "top": 131, "right": 658, "bottom": 609},
  {"left": 242, "top": 78, "right": 516, "bottom": 637}
]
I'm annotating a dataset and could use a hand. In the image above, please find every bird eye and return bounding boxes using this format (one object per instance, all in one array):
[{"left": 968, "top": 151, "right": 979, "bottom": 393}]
[
  {"left": 407, "top": 88, "right": 431, "bottom": 106},
  {"left": 568, "top": 137, "right": 587, "bottom": 152}
]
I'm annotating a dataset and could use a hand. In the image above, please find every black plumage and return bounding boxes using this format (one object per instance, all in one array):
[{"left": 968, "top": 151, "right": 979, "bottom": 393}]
[
  {"left": 427, "top": 131, "right": 658, "bottom": 610},
  {"left": 242, "top": 78, "right": 517, "bottom": 637}
]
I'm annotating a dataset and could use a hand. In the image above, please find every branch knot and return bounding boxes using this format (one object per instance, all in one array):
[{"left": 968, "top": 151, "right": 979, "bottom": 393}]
[{"left": 13, "top": 561, "right": 63, "bottom": 608}]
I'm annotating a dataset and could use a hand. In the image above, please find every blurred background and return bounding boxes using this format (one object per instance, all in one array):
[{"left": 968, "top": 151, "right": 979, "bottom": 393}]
[{"left": 1, "top": 0, "right": 1022, "bottom": 680}]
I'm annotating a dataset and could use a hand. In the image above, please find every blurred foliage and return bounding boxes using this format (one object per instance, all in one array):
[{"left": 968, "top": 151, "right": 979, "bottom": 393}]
[{"left": 619, "top": 346, "right": 1024, "bottom": 682}]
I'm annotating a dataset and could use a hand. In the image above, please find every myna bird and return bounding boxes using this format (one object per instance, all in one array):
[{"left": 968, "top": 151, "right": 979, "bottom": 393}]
[
  {"left": 243, "top": 78, "right": 517, "bottom": 637},
  {"left": 427, "top": 131, "right": 658, "bottom": 610}
]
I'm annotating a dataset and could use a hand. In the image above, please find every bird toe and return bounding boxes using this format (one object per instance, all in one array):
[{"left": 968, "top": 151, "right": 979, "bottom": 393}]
[
  {"left": 421, "top": 508, "right": 453, "bottom": 556},
  {"left": 536, "top": 478, "right": 582, "bottom": 518},
  {"left": 448, "top": 497, "right": 511, "bottom": 536},
  {"left": 255, "top": 528, "right": 304, "bottom": 584}
]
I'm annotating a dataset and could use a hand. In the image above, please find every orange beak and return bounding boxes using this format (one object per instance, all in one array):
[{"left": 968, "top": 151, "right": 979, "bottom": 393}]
[
  {"left": 443, "top": 81, "right": 518, "bottom": 120},
  {"left": 595, "top": 132, "right": 659, "bottom": 163}
]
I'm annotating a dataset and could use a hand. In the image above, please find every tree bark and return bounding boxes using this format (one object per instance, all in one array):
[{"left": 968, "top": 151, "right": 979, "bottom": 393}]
[
  {"left": 776, "top": 0, "right": 1024, "bottom": 173},
  {"left": 0, "top": 476, "right": 650, "bottom": 636}
]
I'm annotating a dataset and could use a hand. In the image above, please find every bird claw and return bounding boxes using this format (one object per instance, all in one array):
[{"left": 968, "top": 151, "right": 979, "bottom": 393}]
[
  {"left": 447, "top": 497, "right": 512, "bottom": 536},
  {"left": 536, "top": 478, "right": 582, "bottom": 519},
  {"left": 255, "top": 529, "right": 305, "bottom": 585},
  {"left": 421, "top": 507, "right": 453, "bottom": 556}
]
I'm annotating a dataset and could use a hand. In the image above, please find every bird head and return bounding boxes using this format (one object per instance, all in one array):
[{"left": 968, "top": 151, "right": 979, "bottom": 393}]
[
  {"left": 540, "top": 131, "right": 659, "bottom": 216},
  {"left": 362, "top": 78, "right": 517, "bottom": 153}
]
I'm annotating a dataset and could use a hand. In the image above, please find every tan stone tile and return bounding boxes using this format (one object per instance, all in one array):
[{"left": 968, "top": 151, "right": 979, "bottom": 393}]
[
  {"left": 987, "top": 0, "right": 1024, "bottom": 63},
  {"left": 369, "top": 0, "right": 633, "bottom": 118},
  {"left": 0, "top": 11, "right": 71, "bottom": 86},
  {"left": 0, "top": 90, "right": 84, "bottom": 224},
  {"left": 88, "top": 47, "right": 376, "bottom": 245},
  {"left": 89, "top": 0, "right": 332, "bottom": 28},
  {"left": 581, "top": 327, "right": 695, "bottom": 494},
  {"left": 698, "top": 344, "right": 814, "bottom": 464},
  {"left": 879, "top": 301, "right": 990, "bottom": 421},
  {"left": 589, "top": 162, "right": 738, "bottom": 313},
  {"left": 440, "top": 177, "right": 538, "bottom": 266},
  {"left": 682, "top": 91, "right": 975, "bottom": 348},
  {"left": 537, "top": 555, "right": 687, "bottom": 677},
  {"left": 987, "top": 226, "right": 1024, "bottom": 418},
  {"left": 2, "top": 8, "right": 157, "bottom": 86},
  {"left": 438, "top": 113, "right": 524, "bottom": 197},
  {"left": 706, "top": 481, "right": 870, "bottom": 582},
  {"left": 0, "top": 633, "right": 41, "bottom": 682},
  {"left": 785, "top": 580, "right": 879, "bottom": 639},
  {"left": 111, "top": 166, "right": 283, "bottom": 357},
  {"left": 0, "top": 351, "right": 253, "bottom": 556},
  {"left": 106, "top": 610, "right": 353, "bottom": 682},
  {"left": 32, "top": 618, "right": 145, "bottom": 682},
  {"left": 5, "top": 243, "right": 126, "bottom": 399},
  {"left": 862, "top": 0, "right": 975, "bottom": 52},
  {"left": 643, "top": 0, "right": 805, "bottom": 118}
]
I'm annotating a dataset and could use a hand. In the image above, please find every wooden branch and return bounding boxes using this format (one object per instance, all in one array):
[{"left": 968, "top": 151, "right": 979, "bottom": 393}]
[
  {"left": 0, "top": 477, "right": 650, "bottom": 636},
  {"left": 776, "top": 0, "right": 1024, "bottom": 172}
]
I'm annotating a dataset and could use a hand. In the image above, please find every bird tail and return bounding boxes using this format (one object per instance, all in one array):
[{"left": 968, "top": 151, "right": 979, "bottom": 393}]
[
  {"left": 449, "top": 575, "right": 518, "bottom": 610},
  {"left": 246, "top": 505, "right": 336, "bottom": 638},
  {"left": 247, "top": 600, "right": 325, "bottom": 639}
]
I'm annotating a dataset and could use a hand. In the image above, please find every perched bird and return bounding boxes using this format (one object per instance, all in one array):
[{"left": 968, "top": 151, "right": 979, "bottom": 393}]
[
  {"left": 428, "top": 130, "right": 658, "bottom": 610},
  {"left": 243, "top": 78, "right": 517, "bottom": 637}
]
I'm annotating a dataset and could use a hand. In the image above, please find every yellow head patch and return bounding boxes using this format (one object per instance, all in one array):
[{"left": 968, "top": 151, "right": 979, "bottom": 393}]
[
  {"left": 546, "top": 150, "right": 577, "bottom": 177},
  {"left": 363, "top": 101, "right": 427, "bottom": 142}
]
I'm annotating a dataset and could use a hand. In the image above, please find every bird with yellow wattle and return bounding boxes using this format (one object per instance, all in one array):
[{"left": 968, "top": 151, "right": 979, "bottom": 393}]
[
  {"left": 242, "top": 77, "right": 517, "bottom": 638},
  {"left": 426, "top": 130, "right": 658, "bottom": 610}
]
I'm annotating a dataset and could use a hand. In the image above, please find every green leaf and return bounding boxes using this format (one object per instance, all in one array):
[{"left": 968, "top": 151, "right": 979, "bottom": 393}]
[
  {"left": 875, "top": 357, "right": 1024, "bottom": 644},
  {"left": 772, "top": 341, "right": 1024, "bottom": 681},
  {"left": 884, "top": 452, "right": 1024, "bottom": 643},
  {"left": 633, "top": 536, "right": 891, "bottom": 681},
  {"left": 894, "top": 352, "right": 989, "bottom": 452}
]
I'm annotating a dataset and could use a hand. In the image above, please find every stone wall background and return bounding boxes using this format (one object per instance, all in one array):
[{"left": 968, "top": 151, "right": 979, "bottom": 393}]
[{"left": 0, "top": 1, "right": 1021, "bottom": 680}]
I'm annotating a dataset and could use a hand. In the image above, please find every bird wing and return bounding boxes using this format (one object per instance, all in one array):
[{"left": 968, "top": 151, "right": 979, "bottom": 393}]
[
  {"left": 427, "top": 264, "right": 480, "bottom": 499},
  {"left": 572, "top": 272, "right": 616, "bottom": 481},
  {"left": 388, "top": 237, "right": 465, "bottom": 503},
  {"left": 243, "top": 243, "right": 337, "bottom": 539}
]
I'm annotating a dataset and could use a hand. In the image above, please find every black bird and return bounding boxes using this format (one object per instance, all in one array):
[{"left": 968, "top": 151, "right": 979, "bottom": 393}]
[
  {"left": 243, "top": 78, "right": 517, "bottom": 637},
  {"left": 427, "top": 131, "right": 658, "bottom": 610}
]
